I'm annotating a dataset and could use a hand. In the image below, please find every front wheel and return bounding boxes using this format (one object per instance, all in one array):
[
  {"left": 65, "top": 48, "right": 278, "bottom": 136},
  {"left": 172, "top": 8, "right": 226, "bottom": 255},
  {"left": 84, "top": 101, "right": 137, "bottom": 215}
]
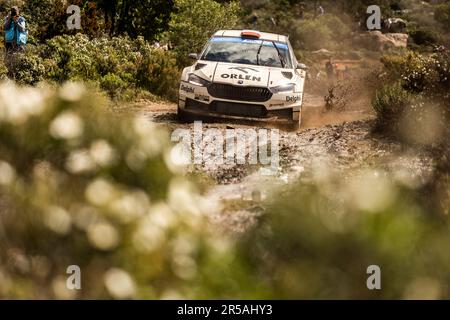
[{"left": 177, "top": 106, "right": 188, "bottom": 123}]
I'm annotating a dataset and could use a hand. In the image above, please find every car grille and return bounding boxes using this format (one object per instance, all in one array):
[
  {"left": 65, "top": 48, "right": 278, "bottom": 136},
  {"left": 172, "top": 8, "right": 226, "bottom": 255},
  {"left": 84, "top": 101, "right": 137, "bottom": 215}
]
[
  {"left": 210, "top": 101, "right": 267, "bottom": 118},
  {"left": 207, "top": 83, "right": 272, "bottom": 102}
]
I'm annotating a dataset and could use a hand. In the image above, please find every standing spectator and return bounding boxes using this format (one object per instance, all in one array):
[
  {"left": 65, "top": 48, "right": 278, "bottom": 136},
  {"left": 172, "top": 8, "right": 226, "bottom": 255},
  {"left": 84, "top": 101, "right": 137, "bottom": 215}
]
[
  {"left": 4, "top": 6, "right": 27, "bottom": 53},
  {"left": 251, "top": 13, "right": 258, "bottom": 29},
  {"left": 325, "top": 59, "right": 334, "bottom": 82}
]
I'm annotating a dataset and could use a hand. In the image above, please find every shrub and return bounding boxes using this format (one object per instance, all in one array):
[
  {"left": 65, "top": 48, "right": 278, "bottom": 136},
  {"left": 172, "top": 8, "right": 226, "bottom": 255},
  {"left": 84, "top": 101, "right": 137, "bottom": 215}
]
[
  {"left": 0, "top": 82, "right": 258, "bottom": 299},
  {"left": 136, "top": 49, "right": 180, "bottom": 99},
  {"left": 289, "top": 14, "right": 351, "bottom": 51},
  {"left": 100, "top": 73, "right": 128, "bottom": 98},
  {"left": 3, "top": 34, "right": 180, "bottom": 101},
  {"left": 372, "top": 81, "right": 414, "bottom": 133},
  {"left": 407, "top": 27, "right": 438, "bottom": 47},
  {"left": 0, "top": 58, "right": 9, "bottom": 81},
  {"left": 239, "top": 168, "right": 450, "bottom": 299},
  {"left": 373, "top": 50, "right": 450, "bottom": 145},
  {"left": 5, "top": 47, "right": 47, "bottom": 85},
  {"left": 435, "top": 3, "right": 450, "bottom": 28}
]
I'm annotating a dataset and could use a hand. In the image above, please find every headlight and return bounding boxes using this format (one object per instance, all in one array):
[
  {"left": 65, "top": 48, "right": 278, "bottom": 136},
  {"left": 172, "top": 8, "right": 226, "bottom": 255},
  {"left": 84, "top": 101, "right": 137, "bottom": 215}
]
[
  {"left": 270, "top": 83, "right": 295, "bottom": 94},
  {"left": 188, "top": 74, "right": 211, "bottom": 87}
]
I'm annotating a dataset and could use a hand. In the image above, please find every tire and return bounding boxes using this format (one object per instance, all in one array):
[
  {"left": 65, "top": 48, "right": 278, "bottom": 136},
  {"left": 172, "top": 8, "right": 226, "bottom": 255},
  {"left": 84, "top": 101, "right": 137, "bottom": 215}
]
[
  {"left": 177, "top": 105, "right": 194, "bottom": 123},
  {"left": 177, "top": 107, "right": 187, "bottom": 123}
]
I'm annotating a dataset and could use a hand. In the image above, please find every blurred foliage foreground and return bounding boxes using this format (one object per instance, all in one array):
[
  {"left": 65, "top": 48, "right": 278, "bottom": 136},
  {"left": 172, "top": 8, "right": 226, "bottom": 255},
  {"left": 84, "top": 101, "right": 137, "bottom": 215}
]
[{"left": 0, "top": 82, "right": 449, "bottom": 299}]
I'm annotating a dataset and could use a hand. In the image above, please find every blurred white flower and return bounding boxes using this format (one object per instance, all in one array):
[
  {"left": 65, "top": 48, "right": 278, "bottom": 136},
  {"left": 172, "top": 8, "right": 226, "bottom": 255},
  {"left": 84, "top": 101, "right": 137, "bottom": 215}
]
[
  {"left": 90, "top": 140, "right": 117, "bottom": 167},
  {"left": 0, "top": 83, "right": 47, "bottom": 125},
  {"left": 172, "top": 254, "right": 197, "bottom": 280},
  {"left": 148, "top": 202, "right": 177, "bottom": 229},
  {"left": 160, "top": 289, "right": 185, "bottom": 300},
  {"left": 126, "top": 147, "right": 147, "bottom": 171},
  {"left": 59, "top": 82, "right": 85, "bottom": 102},
  {"left": 85, "top": 179, "right": 118, "bottom": 207},
  {"left": 347, "top": 170, "right": 396, "bottom": 213},
  {"left": 66, "top": 149, "right": 97, "bottom": 174},
  {"left": 168, "top": 178, "right": 202, "bottom": 216},
  {"left": 0, "top": 161, "right": 16, "bottom": 186},
  {"left": 50, "top": 111, "right": 84, "bottom": 140},
  {"left": 133, "top": 116, "right": 156, "bottom": 137},
  {"left": 172, "top": 234, "right": 198, "bottom": 257},
  {"left": 87, "top": 222, "right": 120, "bottom": 251},
  {"left": 104, "top": 268, "right": 136, "bottom": 299},
  {"left": 133, "top": 116, "right": 165, "bottom": 156},
  {"left": 132, "top": 216, "right": 166, "bottom": 253},
  {"left": 109, "top": 191, "right": 150, "bottom": 224},
  {"left": 72, "top": 205, "right": 101, "bottom": 231},
  {"left": 52, "top": 276, "right": 77, "bottom": 300},
  {"left": 44, "top": 206, "right": 72, "bottom": 236}
]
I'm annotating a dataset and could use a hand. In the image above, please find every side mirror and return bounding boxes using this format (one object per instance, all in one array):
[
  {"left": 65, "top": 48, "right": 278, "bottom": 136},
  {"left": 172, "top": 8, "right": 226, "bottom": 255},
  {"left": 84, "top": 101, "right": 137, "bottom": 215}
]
[
  {"left": 296, "top": 63, "right": 308, "bottom": 71},
  {"left": 188, "top": 53, "right": 199, "bottom": 60}
]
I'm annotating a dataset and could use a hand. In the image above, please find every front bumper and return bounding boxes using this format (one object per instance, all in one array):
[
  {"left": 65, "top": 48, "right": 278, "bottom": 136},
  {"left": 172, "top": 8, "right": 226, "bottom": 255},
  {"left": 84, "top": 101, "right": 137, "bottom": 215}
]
[{"left": 178, "top": 81, "right": 303, "bottom": 122}]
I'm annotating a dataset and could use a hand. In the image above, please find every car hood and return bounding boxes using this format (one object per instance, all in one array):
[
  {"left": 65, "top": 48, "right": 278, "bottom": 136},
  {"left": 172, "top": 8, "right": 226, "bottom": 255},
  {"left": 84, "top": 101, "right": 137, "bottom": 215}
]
[{"left": 195, "top": 61, "right": 294, "bottom": 88}]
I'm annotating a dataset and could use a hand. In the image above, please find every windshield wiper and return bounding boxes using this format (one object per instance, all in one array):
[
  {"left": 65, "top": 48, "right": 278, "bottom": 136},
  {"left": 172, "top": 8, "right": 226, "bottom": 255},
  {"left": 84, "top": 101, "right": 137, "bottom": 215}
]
[
  {"left": 271, "top": 41, "right": 286, "bottom": 68},
  {"left": 256, "top": 40, "right": 264, "bottom": 66}
]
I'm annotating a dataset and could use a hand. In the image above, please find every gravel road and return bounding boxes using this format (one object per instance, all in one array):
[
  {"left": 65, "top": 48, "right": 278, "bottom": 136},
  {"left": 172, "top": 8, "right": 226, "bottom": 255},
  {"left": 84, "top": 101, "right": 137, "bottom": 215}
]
[{"left": 128, "top": 94, "right": 434, "bottom": 233}]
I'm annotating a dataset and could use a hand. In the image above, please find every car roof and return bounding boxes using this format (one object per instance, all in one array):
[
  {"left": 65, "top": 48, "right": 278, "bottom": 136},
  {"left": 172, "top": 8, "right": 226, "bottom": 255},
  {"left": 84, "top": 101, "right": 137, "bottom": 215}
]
[{"left": 214, "top": 30, "right": 289, "bottom": 43}]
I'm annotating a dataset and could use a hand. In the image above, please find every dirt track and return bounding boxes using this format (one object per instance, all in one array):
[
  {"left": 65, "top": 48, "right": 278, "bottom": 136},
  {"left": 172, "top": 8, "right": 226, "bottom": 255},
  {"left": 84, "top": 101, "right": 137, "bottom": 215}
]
[{"left": 131, "top": 94, "right": 434, "bottom": 233}]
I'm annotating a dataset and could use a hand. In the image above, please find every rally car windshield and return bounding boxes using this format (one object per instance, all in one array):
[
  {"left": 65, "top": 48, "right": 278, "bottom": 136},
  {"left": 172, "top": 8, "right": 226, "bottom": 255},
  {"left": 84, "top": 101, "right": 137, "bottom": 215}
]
[{"left": 201, "top": 37, "right": 293, "bottom": 69}]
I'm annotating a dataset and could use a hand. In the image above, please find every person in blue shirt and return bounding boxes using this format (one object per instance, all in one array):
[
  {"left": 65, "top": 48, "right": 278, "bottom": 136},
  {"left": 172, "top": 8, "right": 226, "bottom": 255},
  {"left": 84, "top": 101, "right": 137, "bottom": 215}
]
[{"left": 4, "top": 6, "right": 27, "bottom": 53}]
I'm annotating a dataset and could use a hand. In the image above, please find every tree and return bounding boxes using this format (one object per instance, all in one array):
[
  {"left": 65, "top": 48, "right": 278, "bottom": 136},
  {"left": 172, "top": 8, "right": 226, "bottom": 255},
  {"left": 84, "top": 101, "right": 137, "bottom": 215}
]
[
  {"left": 168, "top": 0, "right": 241, "bottom": 66},
  {"left": 102, "top": 0, "right": 174, "bottom": 41}
]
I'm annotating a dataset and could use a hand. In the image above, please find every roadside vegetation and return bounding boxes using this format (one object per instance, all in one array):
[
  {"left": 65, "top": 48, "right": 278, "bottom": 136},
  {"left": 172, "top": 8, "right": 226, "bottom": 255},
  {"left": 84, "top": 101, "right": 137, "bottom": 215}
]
[{"left": 0, "top": 0, "right": 449, "bottom": 299}]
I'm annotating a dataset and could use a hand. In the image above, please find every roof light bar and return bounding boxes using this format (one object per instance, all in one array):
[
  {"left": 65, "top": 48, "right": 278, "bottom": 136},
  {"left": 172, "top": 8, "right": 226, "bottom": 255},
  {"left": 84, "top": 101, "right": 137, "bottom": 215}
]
[{"left": 240, "top": 30, "right": 261, "bottom": 38}]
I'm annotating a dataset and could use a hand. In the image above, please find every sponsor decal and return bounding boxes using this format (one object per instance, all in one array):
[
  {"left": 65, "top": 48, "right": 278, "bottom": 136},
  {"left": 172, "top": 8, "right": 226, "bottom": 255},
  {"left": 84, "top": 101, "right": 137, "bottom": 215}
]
[
  {"left": 221, "top": 74, "right": 262, "bottom": 82},
  {"left": 286, "top": 95, "right": 302, "bottom": 103},
  {"left": 194, "top": 94, "right": 210, "bottom": 102},
  {"left": 270, "top": 103, "right": 285, "bottom": 107},
  {"left": 180, "top": 84, "right": 195, "bottom": 94}
]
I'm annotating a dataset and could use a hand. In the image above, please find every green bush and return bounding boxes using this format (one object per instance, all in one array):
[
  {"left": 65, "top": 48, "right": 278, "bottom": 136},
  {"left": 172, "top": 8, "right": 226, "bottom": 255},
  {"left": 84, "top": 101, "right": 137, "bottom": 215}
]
[
  {"left": 0, "top": 82, "right": 261, "bottom": 299},
  {"left": 136, "top": 48, "right": 180, "bottom": 99},
  {"left": 407, "top": 26, "right": 438, "bottom": 46},
  {"left": 435, "top": 3, "right": 450, "bottom": 28},
  {"left": 289, "top": 14, "right": 351, "bottom": 51},
  {"left": 3, "top": 34, "right": 180, "bottom": 101},
  {"left": 100, "top": 73, "right": 128, "bottom": 98},
  {"left": 373, "top": 50, "right": 450, "bottom": 145},
  {"left": 372, "top": 81, "right": 414, "bottom": 133},
  {"left": 0, "top": 58, "right": 9, "bottom": 81},
  {"left": 239, "top": 168, "right": 450, "bottom": 299},
  {"left": 5, "top": 47, "right": 47, "bottom": 85}
]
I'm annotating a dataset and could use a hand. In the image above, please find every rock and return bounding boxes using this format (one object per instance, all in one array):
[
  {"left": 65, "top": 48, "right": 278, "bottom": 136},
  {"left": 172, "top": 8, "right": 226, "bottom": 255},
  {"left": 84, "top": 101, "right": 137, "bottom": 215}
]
[{"left": 358, "top": 31, "right": 408, "bottom": 51}]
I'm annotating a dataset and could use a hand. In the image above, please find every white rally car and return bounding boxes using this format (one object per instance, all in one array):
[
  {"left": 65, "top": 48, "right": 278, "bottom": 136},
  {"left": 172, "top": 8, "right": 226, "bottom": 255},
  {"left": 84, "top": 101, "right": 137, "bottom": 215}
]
[{"left": 178, "top": 30, "right": 307, "bottom": 128}]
